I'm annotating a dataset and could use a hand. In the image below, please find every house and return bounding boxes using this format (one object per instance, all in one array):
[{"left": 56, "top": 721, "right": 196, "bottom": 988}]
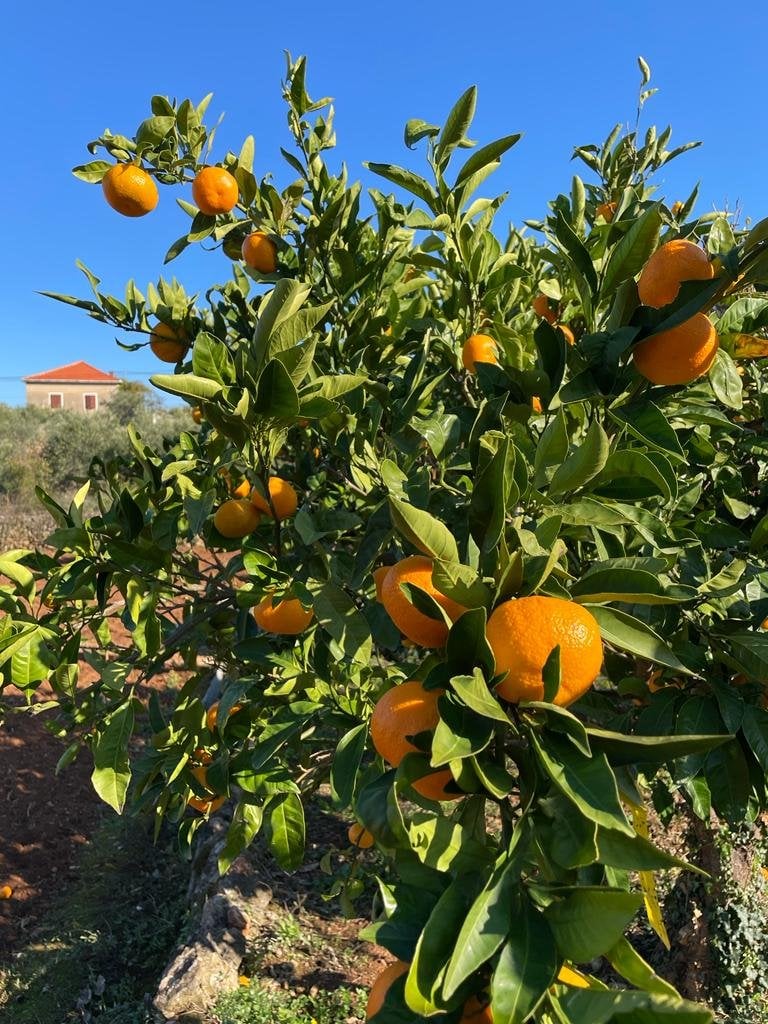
[{"left": 23, "top": 361, "right": 122, "bottom": 412}]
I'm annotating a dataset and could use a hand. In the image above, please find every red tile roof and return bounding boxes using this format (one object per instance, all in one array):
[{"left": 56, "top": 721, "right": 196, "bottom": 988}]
[{"left": 23, "top": 361, "right": 122, "bottom": 384}]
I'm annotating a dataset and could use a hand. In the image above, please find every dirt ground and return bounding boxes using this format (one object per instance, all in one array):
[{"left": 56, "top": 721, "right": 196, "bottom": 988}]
[{"left": 0, "top": 702, "right": 105, "bottom": 956}]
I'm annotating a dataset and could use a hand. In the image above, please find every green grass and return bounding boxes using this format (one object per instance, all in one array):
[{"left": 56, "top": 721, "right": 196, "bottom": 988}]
[
  {"left": 0, "top": 813, "right": 188, "bottom": 1024},
  {"left": 214, "top": 983, "right": 366, "bottom": 1024}
]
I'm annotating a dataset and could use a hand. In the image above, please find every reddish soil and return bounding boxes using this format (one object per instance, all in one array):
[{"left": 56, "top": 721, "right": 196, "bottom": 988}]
[{"left": 0, "top": 701, "right": 104, "bottom": 957}]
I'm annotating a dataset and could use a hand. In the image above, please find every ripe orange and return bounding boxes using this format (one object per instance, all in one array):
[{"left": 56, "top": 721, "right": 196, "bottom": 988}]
[
  {"left": 373, "top": 566, "right": 390, "bottom": 602},
  {"left": 0, "top": 885, "right": 12, "bottom": 900},
  {"left": 557, "top": 324, "right": 575, "bottom": 346},
  {"left": 637, "top": 239, "right": 714, "bottom": 308},
  {"left": 213, "top": 498, "right": 261, "bottom": 538},
  {"left": 348, "top": 823, "right": 375, "bottom": 849},
  {"left": 231, "top": 479, "right": 251, "bottom": 499},
  {"left": 533, "top": 293, "right": 558, "bottom": 324},
  {"left": 250, "top": 477, "right": 298, "bottom": 520},
  {"left": 486, "top": 596, "right": 603, "bottom": 706},
  {"left": 192, "top": 407, "right": 203, "bottom": 424},
  {"left": 366, "top": 961, "right": 409, "bottom": 1019},
  {"left": 192, "top": 166, "right": 239, "bottom": 216},
  {"left": 253, "top": 595, "right": 314, "bottom": 635},
  {"left": 633, "top": 313, "right": 718, "bottom": 386},
  {"left": 462, "top": 334, "right": 499, "bottom": 373},
  {"left": 379, "top": 555, "right": 467, "bottom": 649},
  {"left": 150, "top": 323, "right": 187, "bottom": 363},
  {"left": 531, "top": 396, "right": 543, "bottom": 414},
  {"left": 188, "top": 765, "right": 225, "bottom": 814},
  {"left": 370, "top": 680, "right": 461, "bottom": 801},
  {"left": 241, "top": 231, "right": 278, "bottom": 273},
  {"left": 102, "top": 163, "right": 158, "bottom": 217},
  {"left": 596, "top": 201, "right": 616, "bottom": 222},
  {"left": 206, "top": 702, "right": 243, "bottom": 732}
]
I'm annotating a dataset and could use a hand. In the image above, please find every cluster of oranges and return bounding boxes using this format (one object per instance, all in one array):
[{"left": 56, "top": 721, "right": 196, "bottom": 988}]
[
  {"left": 634, "top": 239, "right": 719, "bottom": 385},
  {"left": 460, "top": 235, "right": 720, "bottom": 401},
  {"left": 369, "top": 555, "right": 603, "bottom": 801},
  {"left": 101, "top": 161, "right": 278, "bottom": 363}
]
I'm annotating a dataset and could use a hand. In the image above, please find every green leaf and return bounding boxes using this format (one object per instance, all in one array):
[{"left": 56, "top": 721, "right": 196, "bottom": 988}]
[
  {"left": 405, "top": 875, "right": 484, "bottom": 1015},
  {"left": 72, "top": 160, "right": 114, "bottom": 183},
  {"left": 572, "top": 568, "right": 695, "bottom": 605},
  {"left": 553, "top": 988, "right": 713, "bottom": 1023},
  {"left": 218, "top": 802, "right": 263, "bottom": 875},
  {"left": 708, "top": 349, "right": 743, "bottom": 409},
  {"left": 265, "top": 791, "right": 305, "bottom": 870},
  {"left": 544, "top": 887, "right": 642, "bottom": 961},
  {"left": 91, "top": 702, "right": 134, "bottom": 813},
  {"left": 150, "top": 373, "right": 222, "bottom": 402},
  {"left": 436, "top": 86, "right": 477, "bottom": 165},
  {"left": 191, "top": 331, "right": 235, "bottom": 385},
  {"left": 554, "top": 211, "right": 598, "bottom": 293},
  {"left": 587, "top": 727, "right": 730, "bottom": 766},
  {"left": 592, "top": 449, "right": 675, "bottom": 502},
  {"left": 313, "top": 582, "right": 372, "bottom": 665},
  {"left": 450, "top": 669, "right": 509, "bottom": 724},
  {"left": 388, "top": 496, "right": 459, "bottom": 563},
  {"left": 549, "top": 420, "right": 610, "bottom": 497},
  {"left": 268, "top": 300, "right": 334, "bottom": 356},
  {"left": 607, "top": 401, "right": 685, "bottom": 462},
  {"left": 531, "top": 733, "right": 633, "bottom": 835},
  {"left": 255, "top": 359, "right": 301, "bottom": 417},
  {"left": 441, "top": 854, "right": 521, "bottom": 999},
  {"left": 490, "top": 898, "right": 558, "bottom": 1024},
  {"left": 431, "top": 695, "right": 494, "bottom": 766},
  {"left": 330, "top": 723, "right": 368, "bottom": 808},
  {"left": 253, "top": 279, "right": 312, "bottom": 369},
  {"left": 454, "top": 133, "right": 522, "bottom": 188},
  {"left": 596, "top": 828, "right": 703, "bottom": 874},
  {"left": 588, "top": 606, "right": 689, "bottom": 673},
  {"left": 365, "top": 163, "right": 436, "bottom": 209},
  {"left": 601, "top": 204, "right": 662, "bottom": 297}
]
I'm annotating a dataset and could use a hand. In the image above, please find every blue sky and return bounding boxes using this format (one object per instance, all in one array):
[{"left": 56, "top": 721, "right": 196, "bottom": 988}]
[{"left": 1, "top": 1, "right": 766, "bottom": 405}]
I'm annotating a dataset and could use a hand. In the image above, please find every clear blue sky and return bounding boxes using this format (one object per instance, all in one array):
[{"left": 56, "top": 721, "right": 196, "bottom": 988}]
[{"left": 1, "top": 1, "right": 766, "bottom": 405}]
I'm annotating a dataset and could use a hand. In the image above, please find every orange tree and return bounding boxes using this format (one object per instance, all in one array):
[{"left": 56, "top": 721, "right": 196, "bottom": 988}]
[{"left": 3, "top": 55, "right": 768, "bottom": 1021}]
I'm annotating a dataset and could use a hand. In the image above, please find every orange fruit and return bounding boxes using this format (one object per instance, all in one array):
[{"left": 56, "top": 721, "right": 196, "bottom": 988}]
[
  {"left": 557, "top": 324, "right": 575, "bottom": 346},
  {"left": 192, "top": 166, "right": 239, "bottom": 216},
  {"left": 462, "top": 333, "right": 499, "bottom": 373},
  {"left": 761, "top": 617, "right": 768, "bottom": 630},
  {"left": 253, "top": 595, "right": 314, "bottom": 635},
  {"left": 461, "top": 995, "right": 493, "bottom": 1023},
  {"left": 637, "top": 239, "right": 714, "bottom": 308},
  {"left": 231, "top": 479, "right": 251, "bottom": 499},
  {"left": 366, "top": 961, "right": 410, "bottom": 1019},
  {"left": 150, "top": 322, "right": 187, "bottom": 363},
  {"left": 533, "top": 293, "right": 558, "bottom": 324},
  {"left": 373, "top": 566, "right": 390, "bottom": 602},
  {"left": 102, "top": 163, "right": 158, "bottom": 217},
  {"left": 192, "top": 407, "right": 203, "bottom": 424},
  {"left": 633, "top": 313, "right": 718, "bottom": 386},
  {"left": 596, "top": 201, "right": 616, "bottom": 222},
  {"left": 348, "top": 823, "right": 375, "bottom": 849},
  {"left": 0, "top": 885, "right": 12, "bottom": 900},
  {"left": 379, "top": 555, "right": 467, "bottom": 649},
  {"left": 188, "top": 765, "right": 226, "bottom": 814},
  {"left": 150, "top": 325, "right": 188, "bottom": 366},
  {"left": 213, "top": 498, "right": 261, "bottom": 538},
  {"left": 486, "top": 596, "right": 603, "bottom": 706},
  {"left": 241, "top": 231, "right": 278, "bottom": 273},
  {"left": 370, "top": 680, "right": 461, "bottom": 801},
  {"left": 250, "top": 477, "right": 298, "bottom": 520},
  {"left": 193, "top": 747, "right": 213, "bottom": 765},
  {"left": 531, "top": 396, "right": 543, "bottom": 414},
  {"left": 206, "top": 702, "right": 243, "bottom": 732}
]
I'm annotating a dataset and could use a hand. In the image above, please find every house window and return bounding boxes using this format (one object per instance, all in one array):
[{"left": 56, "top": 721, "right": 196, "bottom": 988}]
[
  {"left": 83, "top": 393, "right": 98, "bottom": 411},
  {"left": 49, "top": 392, "right": 63, "bottom": 409}
]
